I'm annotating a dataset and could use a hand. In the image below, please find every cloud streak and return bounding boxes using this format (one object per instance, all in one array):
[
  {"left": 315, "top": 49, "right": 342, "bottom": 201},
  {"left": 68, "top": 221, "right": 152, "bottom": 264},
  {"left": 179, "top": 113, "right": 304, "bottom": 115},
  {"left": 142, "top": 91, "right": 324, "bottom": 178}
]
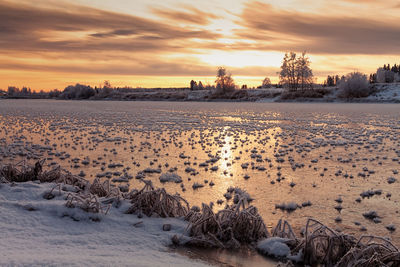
[
  {"left": 236, "top": 1, "right": 400, "bottom": 54},
  {"left": 152, "top": 6, "right": 218, "bottom": 25},
  {"left": 0, "top": 0, "right": 219, "bottom": 53}
]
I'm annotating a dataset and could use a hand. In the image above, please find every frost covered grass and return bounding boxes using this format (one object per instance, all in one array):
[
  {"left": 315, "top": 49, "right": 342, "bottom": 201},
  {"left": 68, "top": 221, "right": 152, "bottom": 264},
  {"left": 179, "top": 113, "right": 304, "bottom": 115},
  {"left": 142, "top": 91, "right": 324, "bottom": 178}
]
[
  {"left": 1, "top": 161, "right": 400, "bottom": 266},
  {"left": 125, "top": 180, "right": 189, "bottom": 218},
  {"left": 179, "top": 188, "right": 268, "bottom": 249},
  {"left": 257, "top": 218, "right": 400, "bottom": 266}
]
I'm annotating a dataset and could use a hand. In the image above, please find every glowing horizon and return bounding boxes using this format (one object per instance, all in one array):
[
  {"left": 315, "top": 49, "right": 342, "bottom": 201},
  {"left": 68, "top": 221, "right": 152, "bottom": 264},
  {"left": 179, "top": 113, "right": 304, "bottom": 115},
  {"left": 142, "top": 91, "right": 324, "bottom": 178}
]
[{"left": 1, "top": 0, "right": 400, "bottom": 91}]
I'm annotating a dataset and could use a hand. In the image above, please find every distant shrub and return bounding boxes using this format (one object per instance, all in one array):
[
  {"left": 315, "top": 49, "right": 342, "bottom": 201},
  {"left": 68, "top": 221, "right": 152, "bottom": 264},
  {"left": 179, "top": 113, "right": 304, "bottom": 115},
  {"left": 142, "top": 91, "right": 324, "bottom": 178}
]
[
  {"left": 261, "top": 77, "right": 272, "bottom": 88},
  {"left": 338, "top": 72, "right": 370, "bottom": 98},
  {"left": 60, "top": 84, "right": 95, "bottom": 99}
]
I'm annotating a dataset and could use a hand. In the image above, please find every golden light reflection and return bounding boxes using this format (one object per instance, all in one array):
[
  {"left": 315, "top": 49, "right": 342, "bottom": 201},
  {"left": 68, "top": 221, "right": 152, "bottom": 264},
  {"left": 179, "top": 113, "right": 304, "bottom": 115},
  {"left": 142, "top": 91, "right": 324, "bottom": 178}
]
[{"left": 210, "top": 126, "right": 235, "bottom": 198}]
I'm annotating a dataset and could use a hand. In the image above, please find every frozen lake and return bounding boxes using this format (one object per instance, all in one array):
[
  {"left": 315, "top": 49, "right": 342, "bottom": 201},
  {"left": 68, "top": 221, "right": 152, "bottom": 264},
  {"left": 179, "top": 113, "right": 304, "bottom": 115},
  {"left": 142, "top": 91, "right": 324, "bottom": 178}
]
[{"left": 1, "top": 99, "right": 399, "bottom": 245}]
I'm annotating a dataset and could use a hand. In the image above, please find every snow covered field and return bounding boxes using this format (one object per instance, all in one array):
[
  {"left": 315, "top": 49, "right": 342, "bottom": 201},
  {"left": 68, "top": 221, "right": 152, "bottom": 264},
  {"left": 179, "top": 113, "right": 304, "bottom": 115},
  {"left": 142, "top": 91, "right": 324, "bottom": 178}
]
[{"left": 0, "top": 100, "right": 399, "bottom": 265}]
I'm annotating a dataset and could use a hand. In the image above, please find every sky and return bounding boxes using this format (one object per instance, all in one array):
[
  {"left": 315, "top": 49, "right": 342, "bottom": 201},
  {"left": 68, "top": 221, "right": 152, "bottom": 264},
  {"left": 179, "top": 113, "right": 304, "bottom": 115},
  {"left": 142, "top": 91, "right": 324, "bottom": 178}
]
[{"left": 1, "top": 0, "right": 400, "bottom": 90}]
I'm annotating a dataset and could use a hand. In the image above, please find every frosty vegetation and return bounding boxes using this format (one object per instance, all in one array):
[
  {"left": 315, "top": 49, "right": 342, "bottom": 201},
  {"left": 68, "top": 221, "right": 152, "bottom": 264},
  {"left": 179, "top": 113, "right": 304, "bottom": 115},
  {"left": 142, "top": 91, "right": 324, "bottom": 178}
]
[
  {"left": 337, "top": 72, "right": 371, "bottom": 99},
  {"left": 2, "top": 160, "right": 400, "bottom": 266}
]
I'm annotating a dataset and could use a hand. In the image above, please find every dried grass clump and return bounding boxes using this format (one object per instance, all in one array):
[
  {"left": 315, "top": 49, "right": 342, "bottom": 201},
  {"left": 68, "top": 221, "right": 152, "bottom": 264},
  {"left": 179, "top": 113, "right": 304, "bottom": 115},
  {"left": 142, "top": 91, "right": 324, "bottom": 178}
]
[
  {"left": 0, "top": 160, "right": 121, "bottom": 215},
  {"left": 302, "top": 219, "right": 357, "bottom": 266},
  {"left": 125, "top": 180, "right": 189, "bottom": 218},
  {"left": 0, "top": 160, "right": 43, "bottom": 183},
  {"left": 336, "top": 236, "right": 400, "bottom": 267},
  {"left": 66, "top": 192, "right": 111, "bottom": 214},
  {"left": 59, "top": 171, "right": 88, "bottom": 189},
  {"left": 272, "top": 219, "right": 301, "bottom": 251},
  {"left": 89, "top": 177, "right": 120, "bottom": 198},
  {"left": 185, "top": 188, "right": 268, "bottom": 249},
  {"left": 39, "top": 166, "right": 88, "bottom": 190},
  {"left": 0, "top": 160, "right": 89, "bottom": 190},
  {"left": 268, "top": 219, "right": 400, "bottom": 266},
  {"left": 272, "top": 219, "right": 296, "bottom": 240}
]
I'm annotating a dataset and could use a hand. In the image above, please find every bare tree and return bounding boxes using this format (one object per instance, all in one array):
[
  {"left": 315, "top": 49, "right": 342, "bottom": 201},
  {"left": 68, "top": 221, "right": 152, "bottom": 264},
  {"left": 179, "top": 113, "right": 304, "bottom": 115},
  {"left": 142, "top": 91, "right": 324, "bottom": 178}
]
[
  {"left": 279, "top": 52, "right": 313, "bottom": 91},
  {"left": 215, "top": 67, "right": 235, "bottom": 94},
  {"left": 198, "top": 81, "right": 204, "bottom": 90},
  {"left": 190, "top": 80, "right": 197, "bottom": 90},
  {"left": 262, "top": 77, "right": 272, "bottom": 88}
]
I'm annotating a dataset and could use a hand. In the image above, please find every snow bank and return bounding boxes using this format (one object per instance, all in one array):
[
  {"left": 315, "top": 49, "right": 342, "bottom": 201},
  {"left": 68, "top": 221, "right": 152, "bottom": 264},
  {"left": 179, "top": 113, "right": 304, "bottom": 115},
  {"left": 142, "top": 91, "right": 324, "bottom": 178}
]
[
  {"left": 0, "top": 182, "right": 210, "bottom": 267},
  {"left": 367, "top": 83, "right": 400, "bottom": 102},
  {"left": 257, "top": 237, "right": 290, "bottom": 258}
]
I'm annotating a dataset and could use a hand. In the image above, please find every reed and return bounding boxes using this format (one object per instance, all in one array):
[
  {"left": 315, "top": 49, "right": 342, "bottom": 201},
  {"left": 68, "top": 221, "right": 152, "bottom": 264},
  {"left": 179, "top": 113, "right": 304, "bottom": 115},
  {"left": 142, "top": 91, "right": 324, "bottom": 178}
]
[{"left": 125, "top": 180, "right": 189, "bottom": 218}]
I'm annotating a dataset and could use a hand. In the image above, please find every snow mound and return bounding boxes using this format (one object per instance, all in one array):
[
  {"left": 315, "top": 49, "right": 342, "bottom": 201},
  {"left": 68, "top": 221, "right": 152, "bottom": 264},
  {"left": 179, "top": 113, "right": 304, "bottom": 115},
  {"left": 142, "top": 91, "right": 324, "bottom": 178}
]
[
  {"left": 159, "top": 173, "right": 182, "bottom": 183},
  {"left": 257, "top": 237, "right": 291, "bottom": 258}
]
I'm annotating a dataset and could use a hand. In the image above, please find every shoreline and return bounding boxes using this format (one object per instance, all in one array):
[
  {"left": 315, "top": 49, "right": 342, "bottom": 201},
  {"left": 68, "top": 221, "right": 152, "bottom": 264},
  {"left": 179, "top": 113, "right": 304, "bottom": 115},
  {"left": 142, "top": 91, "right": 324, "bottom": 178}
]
[
  {"left": 1, "top": 97, "right": 400, "bottom": 103},
  {"left": 2, "top": 83, "right": 400, "bottom": 103}
]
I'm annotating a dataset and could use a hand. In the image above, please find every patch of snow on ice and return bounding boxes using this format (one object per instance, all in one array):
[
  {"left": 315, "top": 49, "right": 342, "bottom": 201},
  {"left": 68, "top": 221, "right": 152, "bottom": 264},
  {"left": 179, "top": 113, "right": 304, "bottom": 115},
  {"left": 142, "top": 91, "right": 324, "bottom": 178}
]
[{"left": 257, "top": 237, "right": 291, "bottom": 258}]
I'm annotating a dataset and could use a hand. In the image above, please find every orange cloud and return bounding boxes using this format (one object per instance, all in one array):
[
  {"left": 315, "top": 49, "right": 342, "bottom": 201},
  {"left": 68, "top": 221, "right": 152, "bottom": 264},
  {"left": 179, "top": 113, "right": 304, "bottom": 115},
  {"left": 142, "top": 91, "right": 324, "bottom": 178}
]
[
  {"left": 235, "top": 2, "right": 400, "bottom": 54},
  {"left": 0, "top": 0, "right": 399, "bottom": 90},
  {"left": 152, "top": 6, "right": 218, "bottom": 25}
]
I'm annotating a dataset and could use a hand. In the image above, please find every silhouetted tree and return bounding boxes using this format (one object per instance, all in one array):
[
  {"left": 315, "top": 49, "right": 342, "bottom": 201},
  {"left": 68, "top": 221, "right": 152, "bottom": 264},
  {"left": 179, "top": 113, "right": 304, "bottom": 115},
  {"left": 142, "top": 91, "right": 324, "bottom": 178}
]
[
  {"left": 7, "top": 86, "right": 19, "bottom": 96},
  {"left": 190, "top": 80, "right": 197, "bottom": 90},
  {"left": 326, "top": 75, "right": 335, "bottom": 86},
  {"left": 48, "top": 89, "right": 61, "bottom": 98},
  {"left": 215, "top": 67, "right": 235, "bottom": 94},
  {"left": 391, "top": 64, "right": 399, "bottom": 73},
  {"left": 198, "top": 81, "right": 204, "bottom": 90},
  {"left": 103, "top": 80, "right": 112, "bottom": 88},
  {"left": 369, "top": 73, "right": 377, "bottom": 84},
  {"left": 261, "top": 77, "right": 272, "bottom": 88},
  {"left": 279, "top": 52, "right": 313, "bottom": 91},
  {"left": 335, "top": 75, "right": 340, "bottom": 85}
]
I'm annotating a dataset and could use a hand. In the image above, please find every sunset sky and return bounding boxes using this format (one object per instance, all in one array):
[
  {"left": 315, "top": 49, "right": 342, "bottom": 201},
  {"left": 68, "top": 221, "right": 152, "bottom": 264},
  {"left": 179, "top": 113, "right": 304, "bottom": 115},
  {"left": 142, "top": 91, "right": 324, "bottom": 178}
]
[{"left": 1, "top": 0, "right": 400, "bottom": 90}]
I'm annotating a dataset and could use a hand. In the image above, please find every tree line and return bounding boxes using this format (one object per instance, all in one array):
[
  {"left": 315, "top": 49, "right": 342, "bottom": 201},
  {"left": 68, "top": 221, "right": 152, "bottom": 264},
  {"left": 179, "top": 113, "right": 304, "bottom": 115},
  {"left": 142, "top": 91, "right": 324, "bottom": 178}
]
[
  {"left": 324, "top": 63, "right": 400, "bottom": 87},
  {"left": 2, "top": 53, "right": 399, "bottom": 100}
]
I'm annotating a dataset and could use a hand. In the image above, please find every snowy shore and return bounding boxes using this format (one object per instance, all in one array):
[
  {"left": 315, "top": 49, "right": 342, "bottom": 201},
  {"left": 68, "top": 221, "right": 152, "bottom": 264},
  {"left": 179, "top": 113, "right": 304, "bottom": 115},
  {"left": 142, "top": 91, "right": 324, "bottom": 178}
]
[
  {"left": 2, "top": 83, "right": 399, "bottom": 103},
  {"left": 0, "top": 182, "right": 210, "bottom": 267}
]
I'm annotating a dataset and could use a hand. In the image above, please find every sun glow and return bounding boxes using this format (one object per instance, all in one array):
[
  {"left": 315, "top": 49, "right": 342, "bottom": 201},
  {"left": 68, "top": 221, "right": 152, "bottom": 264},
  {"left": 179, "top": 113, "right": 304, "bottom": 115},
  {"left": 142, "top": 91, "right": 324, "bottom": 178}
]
[{"left": 197, "top": 51, "right": 284, "bottom": 69}]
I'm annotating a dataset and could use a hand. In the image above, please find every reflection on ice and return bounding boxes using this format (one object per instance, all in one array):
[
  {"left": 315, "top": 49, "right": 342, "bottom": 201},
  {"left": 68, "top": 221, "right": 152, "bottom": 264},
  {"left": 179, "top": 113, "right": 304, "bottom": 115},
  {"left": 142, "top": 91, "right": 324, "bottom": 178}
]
[{"left": 0, "top": 100, "right": 399, "bottom": 246}]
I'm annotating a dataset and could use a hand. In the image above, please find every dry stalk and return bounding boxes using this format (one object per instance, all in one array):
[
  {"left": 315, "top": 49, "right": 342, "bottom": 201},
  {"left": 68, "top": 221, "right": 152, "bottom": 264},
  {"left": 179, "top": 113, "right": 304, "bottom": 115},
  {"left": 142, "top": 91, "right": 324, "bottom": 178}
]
[
  {"left": 185, "top": 189, "right": 268, "bottom": 249},
  {"left": 125, "top": 180, "right": 189, "bottom": 218},
  {"left": 302, "top": 218, "right": 356, "bottom": 266},
  {"left": 336, "top": 235, "right": 400, "bottom": 267},
  {"left": 0, "top": 160, "right": 44, "bottom": 183},
  {"left": 66, "top": 192, "right": 111, "bottom": 215}
]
